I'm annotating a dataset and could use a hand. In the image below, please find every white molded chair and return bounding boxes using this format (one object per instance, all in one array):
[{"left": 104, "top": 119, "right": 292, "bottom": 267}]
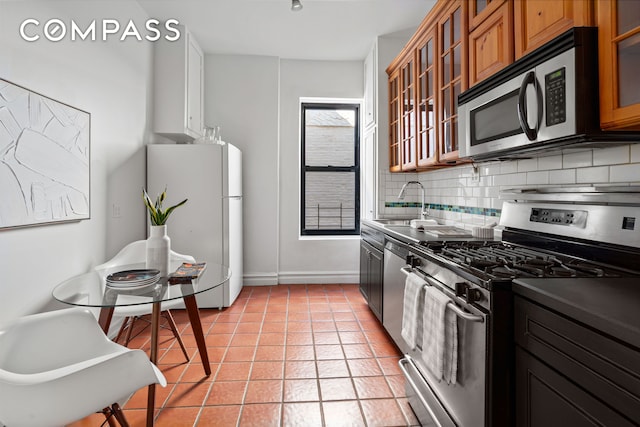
[
  {"left": 95, "top": 240, "right": 196, "bottom": 361},
  {"left": 0, "top": 307, "right": 166, "bottom": 427}
]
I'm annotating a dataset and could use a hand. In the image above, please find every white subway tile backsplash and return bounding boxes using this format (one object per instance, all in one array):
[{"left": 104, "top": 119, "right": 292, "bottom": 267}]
[
  {"left": 631, "top": 144, "right": 640, "bottom": 163},
  {"left": 610, "top": 163, "right": 640, "bottom": 182},
  {"left": 486, "top": 186, "right": 500, "bottom": 198},
  {"left": 517, "top": 158, "right": 538, "bottom": 172},
  {"left": 576, "top": 166, "right": 609, "bottom": 183},
  {"left": 593, "top": 146, "right": 630, "bottom": 166},
  {"left": 378, "top": 145, "right": 638, "bottom": 229},
  {"left": 500, "top": 161, "right": 518, "bottom": 174},
  {"left": 478, "top": 198, "right": 492, "bottom": 208},
  {"left": 538, "top": 154, "right": 563, "bottom": 170},
  {"left": 526, "top": 171, "right": 549, "bottom": 185},
  {"left": 491, "top": 198, "right": 503, "bottom": 209},
  {"left": 549, "top": 169, "right": 576, "bottom": 184},
  {"left": 495, "top": 172, "right": 527, "bottom": 186},
  {"left": 563, "top": 150, "right": 593, "bottom": 168},
  {"left": 481, "top": 164, "right": 497, "bottom": 176}
]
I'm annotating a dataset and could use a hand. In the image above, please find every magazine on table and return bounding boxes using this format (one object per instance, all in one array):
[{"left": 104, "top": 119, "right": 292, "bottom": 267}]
[{"left": 168, "top": 262, "right": 207, "bottom": 284}]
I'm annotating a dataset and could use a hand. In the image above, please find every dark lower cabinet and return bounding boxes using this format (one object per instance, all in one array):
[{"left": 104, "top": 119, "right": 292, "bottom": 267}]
[
  {"left": 359, "top": 240, "right": 383, "bottom": 322},
  {"left": 514, "top": 296, "right": 640, "bottom": 427},
  {"left": 359, "top": 243, "right": 371, "bottom": 301},
  {"left": 515, "top": 347, "right": 634, "bottom": 427}
]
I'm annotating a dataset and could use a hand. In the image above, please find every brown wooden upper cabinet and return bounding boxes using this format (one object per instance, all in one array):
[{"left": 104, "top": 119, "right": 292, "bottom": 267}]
[
  {"left": 386, "top": 0, "right": 469, "bottom": 171},
  {"left": 438, "top": 1, "right": 467, "bottom": 163},
  {"left": 400, "top": 54, "right": 417, "bottom": 170},
  {"left": 598, "top": 0, "right": 640, "bottom": 130},
  {"left": 388, "top": 69, "right": 402, "bottom": 172},
  {"left": 514, "top": 0, "right": 593, "bottom": 58},
  {"left": 469, "top": 0, "right": 514, "bottom": 86},
  {"left": 386, "top": 0, "right": 640, "bottom": 171},
  {"left": 416, "top": 26, "right": 438, "bottom": 168}
]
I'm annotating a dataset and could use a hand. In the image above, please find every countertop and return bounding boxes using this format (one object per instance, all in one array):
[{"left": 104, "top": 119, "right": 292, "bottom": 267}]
[
  {"left": 362, "top": 218, "right": 495, "bottom": 245},
  {"left": 513, "top": 277, "right": 640, "bottom": 350}
]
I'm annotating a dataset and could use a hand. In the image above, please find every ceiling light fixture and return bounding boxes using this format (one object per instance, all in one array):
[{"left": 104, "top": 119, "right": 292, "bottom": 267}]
[{"left": 291, "top": 0, "right": 303, "bottom": 12}]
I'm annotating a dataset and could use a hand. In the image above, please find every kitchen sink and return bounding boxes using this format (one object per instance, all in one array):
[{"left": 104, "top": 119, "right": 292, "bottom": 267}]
[
  {"left": 372, "top": 218, "right": 445, "bottom": 228},
  {"left": 372, "top": 218, "right": 413, "bottom": 226}
]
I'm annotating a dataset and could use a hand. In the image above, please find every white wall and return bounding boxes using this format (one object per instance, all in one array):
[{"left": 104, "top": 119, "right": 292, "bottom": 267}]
[
  {"left": 204, "top": 54, "right": 280, "bottom": 285},
  {"left": 204, "top": 55, "right": 365, "bottom": 285},
  {"left": 278, "top": 59, "right": 363, "bottom": 284},
  {"left": 0, "top": 1, "right": 154, "bottom": 323}
]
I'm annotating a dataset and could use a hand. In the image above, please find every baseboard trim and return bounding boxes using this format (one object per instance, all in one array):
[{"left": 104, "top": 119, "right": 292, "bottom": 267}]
[
  {"left": 242, "top": 271, "right": 359, "bottom": 286},
  {"left": 243, "top": 273, "right": 279, "bottom": 286},
  {"left": 276, "top": 271, "right": 359, "bottom": 285}
]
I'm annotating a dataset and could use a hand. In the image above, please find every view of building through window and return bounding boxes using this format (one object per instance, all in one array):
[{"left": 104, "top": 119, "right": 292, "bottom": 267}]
[{"left": 301, "top": 102, "right": 360, "bottom": 235}]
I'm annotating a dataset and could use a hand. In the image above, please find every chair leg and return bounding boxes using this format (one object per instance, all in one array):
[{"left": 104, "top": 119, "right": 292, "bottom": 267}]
[
  {"left": 122, "top": 317, "right": 137, "bottom": 347},
  {"left": 111, "top": 403, "right": 130, "bottom": 427},
  {"left": 102, "top": 404, "right": 129, "bottom": 427},
  {"left": 102, "top": 407, "right": 117, "bottom": 427},
  {"left": 114, "top": 317, "right": 131, "bottom": 343},
  {"left": 163, "top": 310, "right": 190, "bottom": 361}
]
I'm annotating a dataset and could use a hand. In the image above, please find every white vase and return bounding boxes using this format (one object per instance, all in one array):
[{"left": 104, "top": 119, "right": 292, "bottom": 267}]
[{"left": 146, "top": 225, "right": 170, "bottom": 276}]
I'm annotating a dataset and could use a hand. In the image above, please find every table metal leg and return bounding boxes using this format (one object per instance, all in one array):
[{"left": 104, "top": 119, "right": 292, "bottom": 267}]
[
  {"left": 183, "top": 294, "right": 211, "bottom": 375},
  {"left": 146, "top": 302, "right": 161, "bottom": 427}
]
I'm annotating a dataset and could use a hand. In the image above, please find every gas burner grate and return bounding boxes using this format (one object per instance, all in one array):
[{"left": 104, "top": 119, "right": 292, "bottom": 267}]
[{"left": 421, "top": 240, "right": 626, "bottom": 280}]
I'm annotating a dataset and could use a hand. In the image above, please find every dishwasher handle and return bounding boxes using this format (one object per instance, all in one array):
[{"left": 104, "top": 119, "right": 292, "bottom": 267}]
[
  {"left": 406, "top": 254, "right": 421, "bottom": 268},
  {"left": 384, "top": 237, "right": 410, "bottom": 259}
]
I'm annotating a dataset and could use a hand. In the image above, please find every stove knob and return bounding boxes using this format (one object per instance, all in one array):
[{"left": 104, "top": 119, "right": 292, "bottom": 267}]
[
  {"left": 405, "top": 255, "right": 420, "bottom": 268},
  {"left": 454, "top": 283, "right": 482, "bottom": 303},
  {"left": 455, "top": 282, "right": 468, "bottom": 298},
  {"left": 465, "top": 289, "right": 483, "bottom": 304}
]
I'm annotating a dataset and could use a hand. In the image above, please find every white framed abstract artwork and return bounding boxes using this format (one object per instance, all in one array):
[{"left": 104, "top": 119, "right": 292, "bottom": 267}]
[{"left": 0, "top": 79, "right": 90, "bottom": 229}]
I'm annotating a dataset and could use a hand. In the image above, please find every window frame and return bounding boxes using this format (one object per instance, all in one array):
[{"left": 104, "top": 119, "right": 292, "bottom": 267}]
[{"left": 300, "top": 101, "right": 361, "bottom": 236}]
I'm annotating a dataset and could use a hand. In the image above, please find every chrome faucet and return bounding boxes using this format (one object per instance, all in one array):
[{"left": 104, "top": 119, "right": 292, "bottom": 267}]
[{"left": 398, "top": 181, "right": 429, "bottom": 219}]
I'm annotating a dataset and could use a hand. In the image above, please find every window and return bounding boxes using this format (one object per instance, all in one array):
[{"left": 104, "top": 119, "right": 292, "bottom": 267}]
[{"left": 301, "top": 102, "right": 360, "bottom": 236}]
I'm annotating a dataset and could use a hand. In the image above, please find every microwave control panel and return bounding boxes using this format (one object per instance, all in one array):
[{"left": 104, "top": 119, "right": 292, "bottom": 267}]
[
  {"left": 545, "top": 67, "right": 566, "bottom": 126},
  {"left": 530, "top": 208, "right": 587, "bottom": 228}
]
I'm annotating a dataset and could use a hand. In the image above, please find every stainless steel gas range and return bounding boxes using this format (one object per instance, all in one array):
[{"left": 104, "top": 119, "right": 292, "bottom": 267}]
[{"left": 395, "top": 186, "right": 640, "bottom": 427}]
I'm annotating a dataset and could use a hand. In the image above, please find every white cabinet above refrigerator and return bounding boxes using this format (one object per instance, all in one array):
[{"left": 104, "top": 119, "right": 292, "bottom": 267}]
[{"left": 153, "top": 26, "right": 204, "bottom": 142}]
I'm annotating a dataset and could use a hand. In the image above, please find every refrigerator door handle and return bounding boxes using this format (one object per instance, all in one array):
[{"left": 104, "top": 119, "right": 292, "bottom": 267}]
[{"left": 224, "top": 196, "right": 243, "bottom": 200}]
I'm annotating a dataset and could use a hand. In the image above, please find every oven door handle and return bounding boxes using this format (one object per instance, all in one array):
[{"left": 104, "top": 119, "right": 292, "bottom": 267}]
[
  {"left": 401, "top": 267, "right": 485, "bottom": 323},
  {"left": 399, "top": 355, "right": 456, "bottom": 427}
]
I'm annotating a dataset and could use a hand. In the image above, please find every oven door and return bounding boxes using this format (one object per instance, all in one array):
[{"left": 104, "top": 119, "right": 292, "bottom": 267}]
[{"left": 399, "top": 268, "right": 488, "bottom": 427}]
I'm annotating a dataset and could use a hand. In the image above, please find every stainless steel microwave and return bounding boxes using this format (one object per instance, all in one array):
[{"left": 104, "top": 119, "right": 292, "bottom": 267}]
[{"left": 458, "top": 27, "right": 640, "bottom": 161}]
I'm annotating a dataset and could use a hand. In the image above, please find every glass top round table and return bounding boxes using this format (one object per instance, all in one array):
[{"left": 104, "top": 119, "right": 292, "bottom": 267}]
[
  {"left": 53, "top": 260, "right": 231, "bottom": 308},
  {"left": 53, "top": 260, "right": 231, "bottom": 427}
]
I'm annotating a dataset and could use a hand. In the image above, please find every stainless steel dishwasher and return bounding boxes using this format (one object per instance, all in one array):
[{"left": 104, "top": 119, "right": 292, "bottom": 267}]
[{"left": 382, "top": 236, "right": 410, "bottom": 354}]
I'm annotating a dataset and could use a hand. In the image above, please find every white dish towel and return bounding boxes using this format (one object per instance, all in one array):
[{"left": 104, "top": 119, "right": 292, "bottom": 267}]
[
  {"left": 401, "top": 272, "right": 426, "bottom": 350},
  {"left": 421, "top": 286, "right": 458, "bottom": 384}
]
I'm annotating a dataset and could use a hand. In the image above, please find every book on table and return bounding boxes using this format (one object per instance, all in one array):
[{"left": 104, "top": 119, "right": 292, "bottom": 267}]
[{"left": 168, "top": 262, "right": 207, "bottom": 284}]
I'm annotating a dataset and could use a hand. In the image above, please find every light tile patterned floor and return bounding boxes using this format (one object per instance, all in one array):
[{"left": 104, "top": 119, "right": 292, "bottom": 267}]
[{"left": 69, "top": 284, "right": 419, "bottom": 426}]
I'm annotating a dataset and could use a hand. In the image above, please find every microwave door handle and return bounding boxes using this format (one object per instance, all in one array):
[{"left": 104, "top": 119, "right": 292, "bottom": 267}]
[{"left": 517, "top": 71, "right": 542, "bottom": 141}]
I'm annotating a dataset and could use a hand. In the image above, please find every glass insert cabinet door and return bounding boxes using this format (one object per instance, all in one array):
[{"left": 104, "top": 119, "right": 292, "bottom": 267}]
[
  {"left": 388, "top": 70, "right": 402, "bottom": 171},
  {"left": 416, "top": 28, "right": 438, "bottom": 168},
  {"left": 439, "top": 0, "right": 467, "bottom": 161},
  {"left": 598, "top": 0, "right": 640, "bottom": 130},
  {"left": 401, "top": 57, "right": 416, "bottom": 170}
]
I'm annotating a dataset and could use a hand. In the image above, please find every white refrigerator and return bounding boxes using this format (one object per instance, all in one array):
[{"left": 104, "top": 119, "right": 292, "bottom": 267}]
[{"left": 146, "top": 143, "right": 243, "bottom": 308}]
